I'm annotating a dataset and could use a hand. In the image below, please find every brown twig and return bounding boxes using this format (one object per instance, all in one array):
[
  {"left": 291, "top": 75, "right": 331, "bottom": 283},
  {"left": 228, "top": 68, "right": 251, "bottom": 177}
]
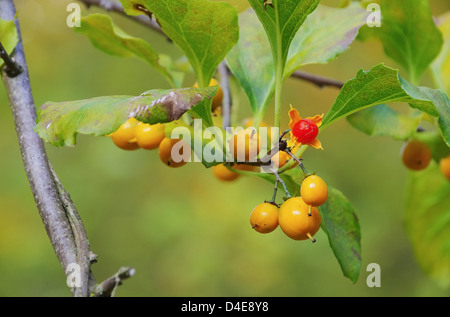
[{"left": 291, "top": 70, "right": 344, "bottom": 89}]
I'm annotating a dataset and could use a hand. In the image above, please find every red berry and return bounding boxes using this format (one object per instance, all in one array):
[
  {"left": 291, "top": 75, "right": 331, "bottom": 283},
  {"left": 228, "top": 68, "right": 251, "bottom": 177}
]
[{"left": 292, "top": 119, "right": 319, "bottom": 144}]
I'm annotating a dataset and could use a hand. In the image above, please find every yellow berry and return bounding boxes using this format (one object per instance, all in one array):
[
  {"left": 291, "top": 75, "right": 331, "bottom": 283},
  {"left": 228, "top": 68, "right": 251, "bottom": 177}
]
[
  {"left": 158, "top": 138, "right": 189, "bottom": 168},
  {"left": 300, "top": 175, "right": 328, "bottom": 207},
  {"left": 109, "top": 117, "right": 140, "bottom": 150},
  {"left": 440, "top": 154, "right": 450, "bottom": 181},
  {"left": 135, "top": 123, "right": 166, "bottom": 150},
  {"left": 278, "top": 197, "right": 321, "bottom": 242},
  {"left": 401, "top": 140, "right": 432, "bottom": 171},
  {"left": 250, "top": 203, "right": 279, "bottom": 234}
]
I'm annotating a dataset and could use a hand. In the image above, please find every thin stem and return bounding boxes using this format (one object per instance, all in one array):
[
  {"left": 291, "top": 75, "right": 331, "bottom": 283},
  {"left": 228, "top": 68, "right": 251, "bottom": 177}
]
[
  {"left": 269, "top": 179, "right": 279, "bottom": 203},
  {"left": 285, "top": 147, "right": 310, "bottom": 176},
  {"left": 92, "top": 267, "right": 135, "bottom": 297},
  {"left": 0, "top": 41, "right": 23, "bottom": 77},
  {"left": 278, "top": 144, "right": 308, "bottom": 173},
  {"left": 291, "top": 70, "right": 344, "bottom": 89},
  {"left": 306, "top": 233, "right": 316, "bottom": 243},
  {"left": 274, "top": 56, "right": 284, "bottom": 129},
  {"left": 273, "top": 0, "right": 284, "bottom": 130},
  {"left": 234, "top": 160, "right": 272, "bottom": 166},
  {"left": 273, "top": 169, "right": 291, "bottom": 198},
  {"left": 279, "top": 129, "right": 291, "bottom": 142}
]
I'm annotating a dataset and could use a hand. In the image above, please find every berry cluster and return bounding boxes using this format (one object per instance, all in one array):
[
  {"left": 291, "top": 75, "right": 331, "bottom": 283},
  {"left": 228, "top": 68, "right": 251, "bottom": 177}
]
[
  {"left": 250, "top": 174, "right": 328, "bottom": 243},
  {"left": 109, "top": 78, "right": 333, "bottom": 243},
  {"left": 108, "top": 78, "right": 224, "bottom": 168},
  {"left": 108, "top": 117, "right": 188, "bottom": 168}
]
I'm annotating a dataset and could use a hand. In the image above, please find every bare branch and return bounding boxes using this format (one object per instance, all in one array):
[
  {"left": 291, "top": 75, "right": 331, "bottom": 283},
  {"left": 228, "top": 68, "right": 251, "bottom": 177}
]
[
  {"left": 0, "top": 0, "right": 92, "bottom": 297},
  {"left": 49, "top": 163, "right": 95, "bottom": 294},
  {"left": 92, "top": 267, "right": 135, "bottom": 297},
  {"left": 291, "top": 70, "right": 344, "bottom": 89}
]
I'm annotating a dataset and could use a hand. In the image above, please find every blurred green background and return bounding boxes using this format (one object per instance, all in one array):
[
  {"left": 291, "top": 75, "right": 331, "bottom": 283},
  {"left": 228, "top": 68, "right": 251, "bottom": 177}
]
[{"left": 1, "top": 0, "right": 449, "bottom": 297}]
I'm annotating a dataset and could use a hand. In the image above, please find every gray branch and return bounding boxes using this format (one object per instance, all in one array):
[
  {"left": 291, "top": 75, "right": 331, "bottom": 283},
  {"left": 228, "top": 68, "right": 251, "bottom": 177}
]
[
  {"left": 0, "top": 0, "right": 92, "bottom": 297},
  {"left": 218, "top": 61, "right": 231, "bottom": 129}
]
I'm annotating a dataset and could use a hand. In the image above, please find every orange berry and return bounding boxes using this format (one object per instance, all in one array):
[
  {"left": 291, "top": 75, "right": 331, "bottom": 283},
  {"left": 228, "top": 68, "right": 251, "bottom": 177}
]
[
  {"left": 271, "top": 150, "right": 298, "bottom": 169},
  {"left": 401, "top": 139, "right": 432, "bottom": 171},
  {"left": 233, "top": 164, "right": 257, "bottom": 172},
  {"left": 250, "top": 203, "right": 279, "bottom": 234},
  {"left": 440, "top": 154, "right": 450, "bottom": 181},
  {"left": 109, "top": 117, "right": 140, "bottom": 150},
  {"left": 278, "top": 197, "right": 321, "bottom": 242},
  {"left": 300, "top": 175, "right": 328, "bottom": 207},
  {"left": 135, "top": 123, "right": 166, "bottom": 150},
  {"left": 158, "top": 138, "right": 189, "bottom": 168},
  {"left": 212, "top": 164, "right": 239, "bottom": 182}
]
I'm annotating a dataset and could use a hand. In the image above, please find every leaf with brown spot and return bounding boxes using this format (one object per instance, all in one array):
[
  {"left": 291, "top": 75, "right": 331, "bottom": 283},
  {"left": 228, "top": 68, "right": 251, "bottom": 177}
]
[{"left": 34, "top": 87, "right": 216, "bottom": 147}]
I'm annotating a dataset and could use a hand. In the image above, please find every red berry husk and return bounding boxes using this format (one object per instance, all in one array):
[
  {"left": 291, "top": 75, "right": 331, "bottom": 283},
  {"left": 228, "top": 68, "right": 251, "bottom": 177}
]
[{"left": 292, "top": 119, "right": 319, "bottom": 144}]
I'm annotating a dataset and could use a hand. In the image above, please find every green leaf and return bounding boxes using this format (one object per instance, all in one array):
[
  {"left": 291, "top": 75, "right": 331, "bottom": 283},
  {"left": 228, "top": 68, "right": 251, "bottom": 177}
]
[
  {"left": 248, "top": 0, "right": 320, "bottom": 74},
  {"left": 375, "top": 0, "right": 443, "bottom": 84},
  {"left": 225, "top": 9, "right": 274, "bottom": 123},
  {"left": 0, "top": 17, "right": 18, "bottom": 68},
  {"left": 120, "top": 0, "right": 239, "bottom": 88},
  {"left": 321, "top": 64, "right": 450, "bottom": 146},
  {"left": 431, "top": 12, "right": 450, "bottom": 95},
  {"left": 319, "top": 186, "right": 361, "bottom": 283},
  {"left": 404, "top": 164, "right": 450, "bottom": 289},
  {"left": 188, "top": 86, "right": 217, "bottom": 127},
  {"left": 226, "top": 4, "right": 367, "bottom": 124},
  {"left": 285, "top": 1, "right": 368, "bottom": 76},
  {"left": 74, "top": 13, "right": 181, "bottom": 87},
  {"left": 432, "top": 90, "right": 450, "bottom": 147},
  {"left": 35, "top": 87, "right": 216, "bottom": 147},
  {"left": 211, "top": 0, "right": 250, "bottom": 13},
  {"left": 247, "top": 0, "right": 320, "bottom": 127},
  {"left": 347, "top": 104, "right": 421, "bottom": 140}
]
